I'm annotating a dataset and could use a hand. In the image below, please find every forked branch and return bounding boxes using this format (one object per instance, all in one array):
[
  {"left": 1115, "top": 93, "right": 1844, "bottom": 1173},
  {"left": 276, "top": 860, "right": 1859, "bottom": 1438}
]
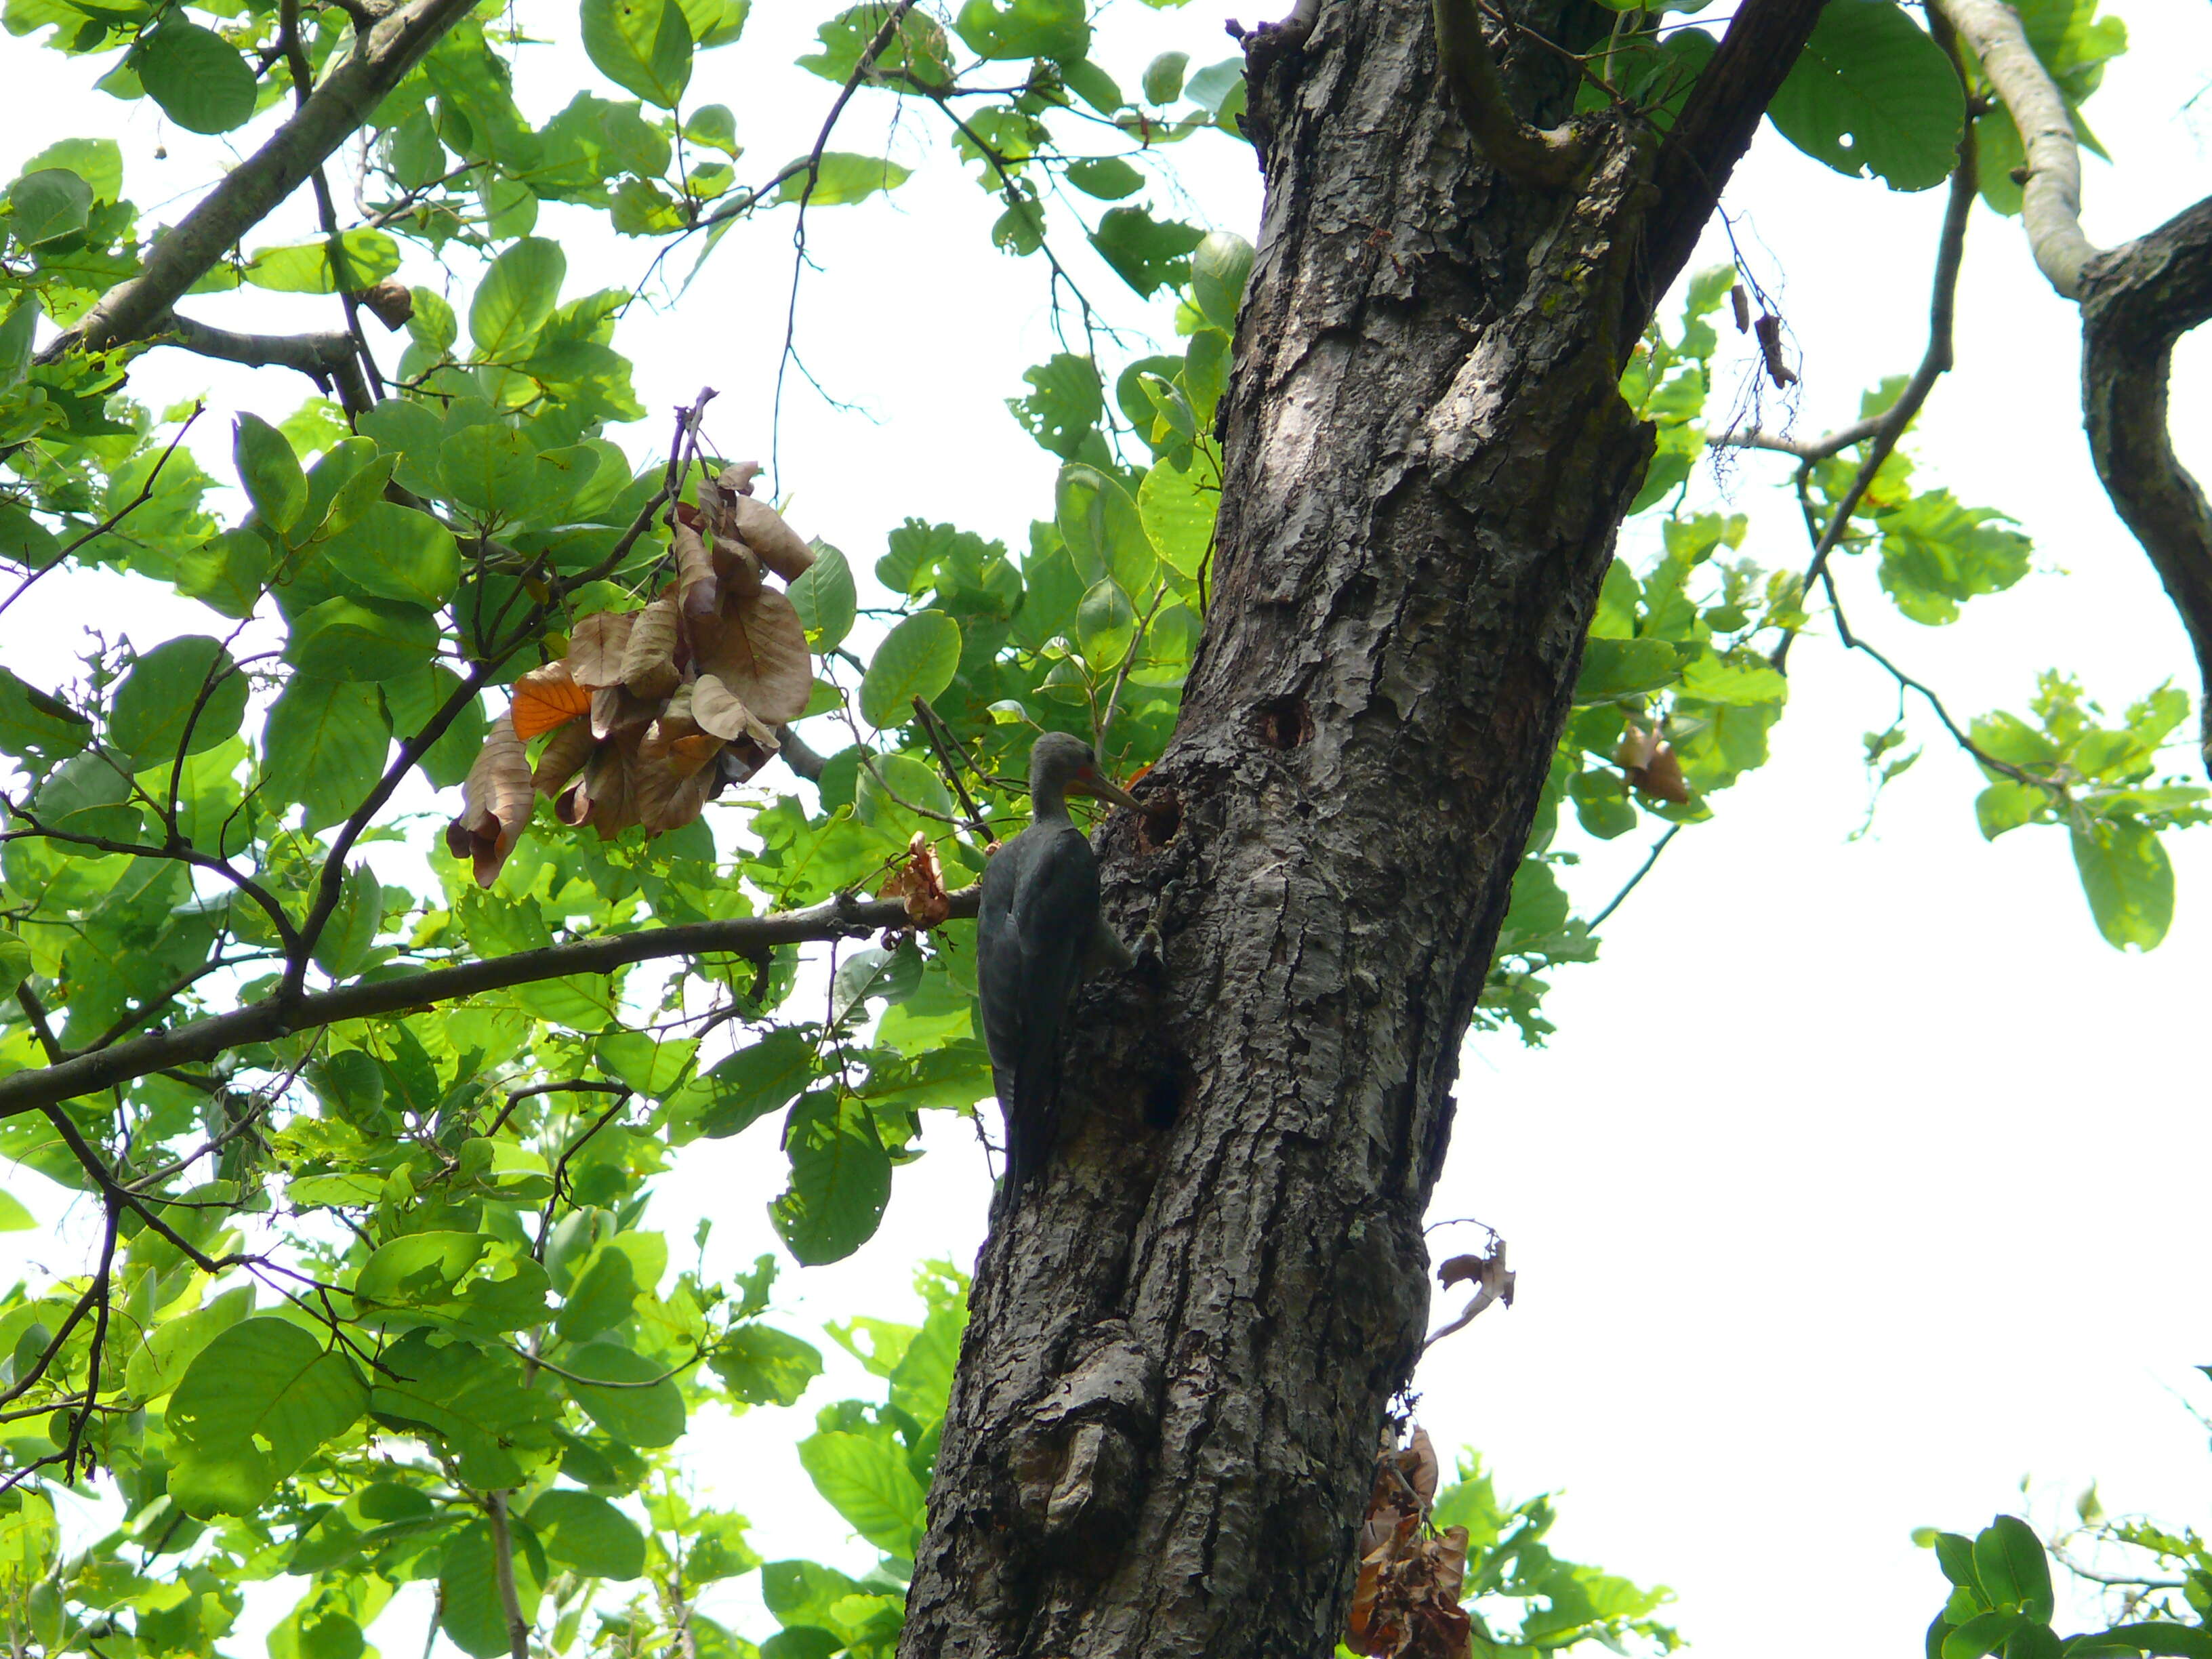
[{"left": 1430, "top": 0, "right": 1591, "bottom": 188}]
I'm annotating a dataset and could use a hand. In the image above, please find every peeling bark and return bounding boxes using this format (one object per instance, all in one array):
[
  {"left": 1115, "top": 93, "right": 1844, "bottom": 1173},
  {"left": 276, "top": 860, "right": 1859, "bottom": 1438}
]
[{"left": 899, "top": 3, "right": 1822, "bottom": 1656}]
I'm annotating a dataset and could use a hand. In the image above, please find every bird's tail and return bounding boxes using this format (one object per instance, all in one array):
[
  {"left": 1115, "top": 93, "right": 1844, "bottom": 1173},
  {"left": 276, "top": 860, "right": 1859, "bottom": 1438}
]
[{"left": 995, "top": 1066, "right": 1059, "bottom": 1206}]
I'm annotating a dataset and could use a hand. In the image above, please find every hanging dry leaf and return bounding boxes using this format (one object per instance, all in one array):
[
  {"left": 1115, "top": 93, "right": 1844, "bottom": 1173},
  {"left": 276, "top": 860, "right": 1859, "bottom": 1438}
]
[
  {"left": 635, "top": 749, "right": 717, "bottom": 835},
  {"left": 588, "top": 684, "right": 658, "bottom": 742},
  {"left": 1755, "top": 311, "right": 1797, "bottom": 388},
  {"left": 559, "top": 739, "right": 642, "bottom": 838},
  {"left": 1615, "top": 722, "right": 1689, "bottom": 804},
  {"left": 732, "top": 495, "right": 815, "bottom": 581},
  {"left": 641, "top": 696, "right": 727, "bottom": 781},
  {"left": 689, "top": 672, "right": 778, "bottom": 744},
  {"left": 567, "top": 611, "right": 636, "bottom": 689},
  {"left": 357, "top": 278, "right": 413, "bottom": 331},
  {"left": 618, "top": 593, "right": 684, "bottom": 700},
  {"left": 879, "top": 832, "right": 952, "bottom": 928},
  {"left": 709, "top": 732, "right": 779, "bottom": 797},
  {"left": 695, "top": 588, "right": 811, "bottom": 725},
  {"left": 533, "top": 721, "right": 598, "bottom": 798},
  {"left": 672, "top": 509, "right": 719, "bottom": 621},
  {"left": 719, "top": 460, "right": 761, "bottom": 497},
  {"left": 510, "top": 660, "right": 590, "bottom": 741},
  {"left": 1347, "top": 1425, "right": 1475, "bottom": 1659},
  {"left": 444, "top": 712, "right": 533, "bottom": 887}
]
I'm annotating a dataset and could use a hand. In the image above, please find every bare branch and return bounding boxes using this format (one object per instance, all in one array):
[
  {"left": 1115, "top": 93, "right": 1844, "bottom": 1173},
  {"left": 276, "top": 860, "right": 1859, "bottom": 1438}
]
[
  {"left": 1931, "top": 0, "right": 2098, "bottom": 298},
  {"left": 0, "top": 886, "right": 982, "bottom": 1117},
  {"left": 43, "top": 0, "right": 480, "bottom": 357},
  {"left": 485, "top": 1492, "right": 532, "bottom": 1659},
  {"left": 1430, "top": 0, "right": 1591, "bottom": 188}
]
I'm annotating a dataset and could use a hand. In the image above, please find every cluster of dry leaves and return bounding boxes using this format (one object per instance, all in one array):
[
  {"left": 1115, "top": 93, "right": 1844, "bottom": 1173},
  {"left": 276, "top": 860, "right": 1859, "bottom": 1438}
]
[
  {"left": 880, "top": 832, "right": 953, "bottom": 929},
  {"left": 447, "top": 464, "right": 816, "bottom": 886},
  {"left": 1348, "top": 1425, "right": 1474, "bottom": 1659},
  {"left": 1616, "top": 720, "right": 1689, "bottom": 804}
]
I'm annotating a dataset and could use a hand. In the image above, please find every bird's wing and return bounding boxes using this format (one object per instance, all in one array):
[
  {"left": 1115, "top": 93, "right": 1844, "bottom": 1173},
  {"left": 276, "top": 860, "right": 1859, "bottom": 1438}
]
[{"left": 976, "top": 824, "right": 1099, "bottom": 1186}]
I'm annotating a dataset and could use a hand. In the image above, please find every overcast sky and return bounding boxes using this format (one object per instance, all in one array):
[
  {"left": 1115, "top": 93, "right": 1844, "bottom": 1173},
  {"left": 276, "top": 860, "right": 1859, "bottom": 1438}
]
[{"left": 6, "top": 1, "right": 2212, "bottom": 1656}]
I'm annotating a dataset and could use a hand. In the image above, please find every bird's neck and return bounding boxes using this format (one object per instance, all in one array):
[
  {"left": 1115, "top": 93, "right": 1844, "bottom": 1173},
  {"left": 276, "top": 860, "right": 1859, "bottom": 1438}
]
[{"left": 1029, "top": 782, "right": 1073, "bottom": 825}]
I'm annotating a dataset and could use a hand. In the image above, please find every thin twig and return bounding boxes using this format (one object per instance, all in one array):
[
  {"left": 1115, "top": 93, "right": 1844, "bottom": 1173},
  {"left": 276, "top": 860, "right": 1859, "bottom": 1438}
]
[
  {"left": 1587, "top": 824, "right": 1681, "bottom": 929},
  {"left": 911, "top": 695, "right": 997, "bottom": 845},
  {"left": 0, "top": 405, "right": 205, "bottom": 622}
]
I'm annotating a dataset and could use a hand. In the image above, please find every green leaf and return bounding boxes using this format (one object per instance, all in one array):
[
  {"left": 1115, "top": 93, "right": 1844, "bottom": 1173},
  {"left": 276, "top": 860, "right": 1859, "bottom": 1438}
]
[
  {"left": 243, "top": 230, "right": 403, "bottom": 294},
  {"left": 369, "top": 1330, "right": 562, "bottom": 1488},
  {"left": 0, "top": 1188, "right": 33, "bottom": 1230},
  {"left": 134, "top": 22, "right": 256, "bottom": 135},
  {"left": 1947, "top": 1612, "right": 2028, "bottom": 1659},
  {"left": 175, "top": 528, "right": 274, "bottom": 620},
  {"left": 21, "top": 138, "right": 121, "bottom": 205},
  {"left": 312, "top": 863, "right": 383, "bottom": 978},
  {"left": 1088, "top": 205, "right": 1205, "bottom": 296},
  {"left": 234, "top": 413, "right": 307, "bottom": 535},
  {"left": 1191, "top": 230, "right": 1254, "bottom": 331},
  {"left": 953, "top": 0, "right": 1088, "bottom": 61},
  {"left": 524, "top": 1490, "right": 645, "bottom": 1580},
  {"left": 675, "top": 1027, "right": 819, "bottom": 1140},
  {"left": 796, "top": 4, "right": 954, "bottom": 89},
  {"left": 1767, "top": 1, "right": 1965, "bottom": 191},
  {"left": 261, "top": 678, "right": 391, "bottom": 832},
  {"left": 1075, "top": 579, "right": 1136, "bottom": 672},
  {"left": 110, "top": 636, "right": 247, "bottom": 766},
  {"left": 7, "top": 168, "right": 90, "bottom": 247},
  {"left": 167, "top": 1319, "right": 368, "bottom": 1515},
  {"left": 355, "top": 1231, "right": 491, "bottom": 1308},
  {"left": 1974, "top": 780, "right": 2046, "bottom": 840},
  {"left": 317, "top": 502, "right": 462, "bottom": 608},
  {"left": 1574, "top": 637, "right": 1686, "bottom": 703},
  {"left": 286, "top": 597, "right": 439, "bottom": 682},
  {"left": 858, "top": 611, "right": 962, "bottom": 727},
  {"left": 710, "top": 1324, "right": 823, "bottom": 1406},
  {"left": 1973, "top": 1517, "right": 2055, "bottom": 1622},
  {"left": 581, "top": 0, "right": 693, "bottom": 106},
  {"left": 1009, "top": 354, "right": 1103, "bottom": 460},
  {"left": 1877, "top": 491, "right": 2032, "bottom": 625},
  {"left": 771, "top": 1089, "right": 891, "bottom": 1265},
  {"left": 1067, "top": 156, "right": 1144, "bottom": 199},
  {"left": 788, "top": 540, "right": 857, "bottom": 649},
  {"left": 1056, "top": 464, "right": 1155, "bottom": 593},
  {"left": 796, "top": 1425, "right": 924, "bottom": 1556},
  {"left": 561, "top": 1342, "right": 687, "bottom": 1447},
  {"left": 33, "top": 751, "right": 139, "bottom": 847},
  {"left": 1142, "top": 49, "right": 1188, "bottom": 103},
  {"left": 472, "top": 237, "right": 567, "bottom": 359},
  {"left": 0, "top": 668, "right": 91, "bottom": 761},
  {"left": 775, "top": 153, "right": 912, "bottom": 206},
  {"left": 441, "top": 426, "right": 545, "bottom": 523},
  {"left": 440, "top": 1520, "right": 544, "bottom": 1658},
  {"left": 595, "top": 1030, "right": 698, "bottom": 1098},
  {"left": 383, "top": 665, "right": 489, "bottom": 790},
  {"left": 2070, "top": 816, "right": 2173, "bottom": 951},
  {"left": 1137, "top": 456, "right": 1215, "bottom": 577}
]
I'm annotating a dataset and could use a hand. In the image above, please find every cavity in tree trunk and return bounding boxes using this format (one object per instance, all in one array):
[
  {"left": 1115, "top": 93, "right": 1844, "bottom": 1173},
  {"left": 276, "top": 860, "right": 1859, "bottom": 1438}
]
[{"left": 898, "top": 1, "right": 1821, "bottom": 1654}]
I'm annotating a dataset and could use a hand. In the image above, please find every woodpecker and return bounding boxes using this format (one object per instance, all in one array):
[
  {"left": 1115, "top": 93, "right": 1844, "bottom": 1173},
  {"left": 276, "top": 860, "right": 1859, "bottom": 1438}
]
[{"left": 976, "top": 731, "right": 1142, "bottom": 1197}]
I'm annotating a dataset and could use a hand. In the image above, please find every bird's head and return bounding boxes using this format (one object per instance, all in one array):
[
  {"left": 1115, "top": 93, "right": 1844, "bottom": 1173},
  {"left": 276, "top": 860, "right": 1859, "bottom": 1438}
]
[{"left": 1030, "top": 731, "right": 1143, "bottom": 811}]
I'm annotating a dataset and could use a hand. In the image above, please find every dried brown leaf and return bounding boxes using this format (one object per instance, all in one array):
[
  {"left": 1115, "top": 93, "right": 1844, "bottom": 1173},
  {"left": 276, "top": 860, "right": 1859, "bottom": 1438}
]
[
  {"left": 444, "top": 712, "right": 533, "bottom": 887},
  {"left": 1614, "top": 723, "right": 1690, "bottom": 805},
  {"left": 718, "top": 460, "right": 761, "bottom": 497},
  {"left": 590, "top": 684, "right": 659, "bottom": 742},
  {"left": 1401, "top": 1426, "right": 1439, "bottom": 1508},
  {"left": 696, "top": 587, "right": 811, "bottom": 725},
  {"left": 358, "top": 278, "right": 413, "bottom": 331},
  {"left": 560, "top": 739, "right": 641, "bottom": 838},
  {"left": 709, "top": 732, "right": 779, "bottom": 796},
  {"left": 567, "top": 611, "right": 636, "bottom": 689},
  {"left": 534, "top": 721, "right": 598, "bottom": 798},
  {"left": 690, "top": 672, "right": 777, "bottom": 744},
  {"left": 732, "top": 494, "right": 815, "bottom": 581},
  {"left": 511, "top": 660, "right": 590, "bottom": 741},
  {"left": 635, "top": 750, "right": 716, "bottom": 835},
  {"left": 878, "top": 831, "right": 952, "bottom": 929},
  {"left": 618, "top": 593, "right": 683, "bottom": 701},
  {"left": 672, "top": 512, "right": 719, "bottom": 621}
]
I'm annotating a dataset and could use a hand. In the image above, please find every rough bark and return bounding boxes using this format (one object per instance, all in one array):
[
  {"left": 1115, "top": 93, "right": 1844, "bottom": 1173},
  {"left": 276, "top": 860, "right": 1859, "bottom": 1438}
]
[
  {"left": 2079, "top": 194, "right": 2212, "bottom": 766},
  {"left": 898, "top": 3, "right": 1820, "bottom": 1657}
]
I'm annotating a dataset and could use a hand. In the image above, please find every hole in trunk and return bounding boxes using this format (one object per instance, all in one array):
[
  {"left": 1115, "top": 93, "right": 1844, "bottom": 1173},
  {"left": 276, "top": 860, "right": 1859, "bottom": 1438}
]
[{"left": 1253, "top": 695, "right": 1312, "bottom": 750}]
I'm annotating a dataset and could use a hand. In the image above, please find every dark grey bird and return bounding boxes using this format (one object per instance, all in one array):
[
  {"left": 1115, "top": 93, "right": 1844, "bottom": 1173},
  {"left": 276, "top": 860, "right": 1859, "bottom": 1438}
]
[{"left": 977, "top": 732, "right": 1143, "bottom": 1195}]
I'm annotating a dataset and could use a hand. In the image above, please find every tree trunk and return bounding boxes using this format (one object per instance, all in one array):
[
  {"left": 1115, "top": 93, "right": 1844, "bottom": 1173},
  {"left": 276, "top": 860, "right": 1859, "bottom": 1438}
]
[{"left": 899, "top": 3, "right": 1813, "bottom": 1653}]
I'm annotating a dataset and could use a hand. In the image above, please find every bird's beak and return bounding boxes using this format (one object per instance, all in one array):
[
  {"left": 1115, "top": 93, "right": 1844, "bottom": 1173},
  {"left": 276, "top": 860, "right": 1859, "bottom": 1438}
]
[{"left": 1072, "top": 768, "right": 1144, "bottom": 812}]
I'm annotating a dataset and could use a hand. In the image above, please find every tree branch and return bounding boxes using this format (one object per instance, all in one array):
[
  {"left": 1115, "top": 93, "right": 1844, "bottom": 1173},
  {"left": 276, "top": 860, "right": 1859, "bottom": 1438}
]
[
  {"left": 2079, "top": 192, "right": 2212, "bottom": 768},
  {"left": 150, "top": 311, "right": 361, "bottom": 383},
  {"left": 1430, "top": 0, "right": 1591, "bottom": 188},
  {"left": 0, "top": 888, "right": 981, "bottom": 1117},
  {"left": 485, "top": 1492, "right": 531, "bottom": 1659},
  {"left": 1931, "top": 0, "right": 2098, "bottom": 298},
  {"left": 43, "top": 0, "right": 479, "bottom": 358}
]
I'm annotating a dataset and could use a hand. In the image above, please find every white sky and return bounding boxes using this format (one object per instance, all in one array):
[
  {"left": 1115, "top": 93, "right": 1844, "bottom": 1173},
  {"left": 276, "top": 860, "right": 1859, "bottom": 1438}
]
[{"left": 7, "top": 1, "right": 2212, "bottom": 1656}]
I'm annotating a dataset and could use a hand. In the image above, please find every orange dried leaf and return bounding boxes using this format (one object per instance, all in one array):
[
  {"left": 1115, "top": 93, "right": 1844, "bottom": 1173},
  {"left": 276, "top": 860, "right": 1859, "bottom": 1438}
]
[
  {"left": 567, "top": 611, "right": 636, "bottom": 689},
  {"left": 533, "top": 721, "right": 597, "bottom": 798},
  {"left": 619, "top": 593, "right": 683, "bottom": 700},
  {"left": 511, "top": 660, "right": 590, "bottom": 741},
  {"left": 696, "top": 587, "right": 811, "bottom": 725},
  {"left": 732, "top": 495, "right": 815, "bottom": 581},
  {"left": 444, "top": 712, "right": 533, "bottom": 887}
]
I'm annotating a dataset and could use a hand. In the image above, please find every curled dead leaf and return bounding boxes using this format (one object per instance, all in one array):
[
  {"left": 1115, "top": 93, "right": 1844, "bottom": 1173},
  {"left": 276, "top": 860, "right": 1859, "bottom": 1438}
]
[
  {"left": 1347, "top": 1423, "right": 1475, "bottom": 1659},
  {"left": 879, "top": 832, "right": 952, "bottom": 929},
  {"left": 591, "top": 684, "right": 659, "bottom": 742},
  {"left": 709, "top": 732, "right": 779, "bottom": 796},
  {"left": 719, "top": 460, "right": 761, "bottom": 497},
  {"left": 690, "top": 672, "right": 779, "bottom": 745},
  {"left": 695, "top": 586, "right": 811, "bottom": 725},
  {"left": 559, "top": 739, "right": 640, "bottom": 838},
  {"left": 672, "top": 512, "right": 719, "bottom": 621},
  {"left": 567, "top": 611, "right": 636, "bottom": 689},
  {"left": 1616, "top": 722, "right": 1690, "bottom": 804},
  {"left": 618, "top": 592, "right": 684, "bottom": 701},
  {"left": 444, "top": 712, "right": 533, "bottom": 887},
  {"left": 510, "top": 659, "right": 590, "bottom": 741},
  {"left": 732, "top": 495, "right": 815, "bottom": 581},
  {"left": 533, "top": 721, "right": 598, "bottom": 798},
  {"left": 635, "top": 748, "right": 717, "bottom": 835},
  {"left": 357, "top": 278, "right": 413, "bottom": 331}
]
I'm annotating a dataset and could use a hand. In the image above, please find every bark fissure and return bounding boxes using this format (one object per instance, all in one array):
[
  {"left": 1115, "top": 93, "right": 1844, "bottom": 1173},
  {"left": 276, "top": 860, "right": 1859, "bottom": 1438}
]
[{"left": 900, "top": 3, "right": 1818, "bottom": 1654}]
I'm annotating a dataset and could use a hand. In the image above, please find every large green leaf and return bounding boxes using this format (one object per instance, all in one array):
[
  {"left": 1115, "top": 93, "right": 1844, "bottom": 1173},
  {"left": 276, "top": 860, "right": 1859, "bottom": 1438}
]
[
  {"left": 710, "top": 1324, "right": 823, "bottom": 1406},
  {"left": 523, "top": 1490, "right": 646, "bottom": 1579},
  {"left": 1056, "top": 464, "right": 1155, "bottom": 594},
  {"left": 285, "top": 598, "right": 439, "bottom": 682},
  {"left": 167, "top": 1319, "right": 369, "bottom": 1515},
  {"left": 234, "top": 413, "right": 306, "bottom": 536},
  {"left": 369, "top": 1330, "right": 563, "bottom": 1488},
  {"left": 439, "top": 1520, "right": 544, "bottom": 1658},
  {"left": 1973, "top": 1516, "right": 2055, "bottom": 1623},
  {"left": 243, "top": 231, "right": 403, "bottom": 294},
  {"left": 134, "top": 22, "right": 256, "bottom": 134},
  {"left": 1876, "top": 491, "right": 2031, "bottom": 625},
  {"left": 470, "top": 238, "right": 567, "bottom": 359},
  {"left": 560, "top": 1342, "right": 687, "bottom": 1447},
  {"left": 1767, "top": 1, "right": 1965, "bottom": 191},
  {"left": 795, "top": 1423, "right": 924, "bottom": 1556},
  {"left": 1136, "top": 456, "right": 1215, "bottom": 579},
  {"left": 581, "top": 0, "right": 693, "bottom": 108},
  {"left": 858, "top": 611, "right": 962, "bottom": 727},
  {"left": 261, "top": 678, "right": 391, "bottom": 832},
  {"left": 773, "top": 153, "right": 912, "bottom": 206},
  {"left": 7, "top": 169, "right": 90, "bottom": 247},
  {"left": 317, "top": 503, "right": 461, "bottom": 607},
  {"left": 788, "top": 540, "right": 857, "bottom": 650},
  {"left": 382, "top": 665, "right": 489, "bottom": 790},
  {"left": 110, "top": 636, "right": 247, "bottom": 766},
  {"left": 2070, "top": 817, "right": 2173, "bottom": 951},
  {"left": 771, "top": 1089, "right": 890, "bottom": 1265},
  {"left": 952, "top": 0, "right": 1088, "bottom": 62},
  {"left": 1088, "top": 206, "right": 1204, "bottom": 296},
  {"left": 671, "top": 1027, "right": 819, "bottom": 1141},
  {"left": 441, "top": 426, "right": 546, "bottom": 523}
]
